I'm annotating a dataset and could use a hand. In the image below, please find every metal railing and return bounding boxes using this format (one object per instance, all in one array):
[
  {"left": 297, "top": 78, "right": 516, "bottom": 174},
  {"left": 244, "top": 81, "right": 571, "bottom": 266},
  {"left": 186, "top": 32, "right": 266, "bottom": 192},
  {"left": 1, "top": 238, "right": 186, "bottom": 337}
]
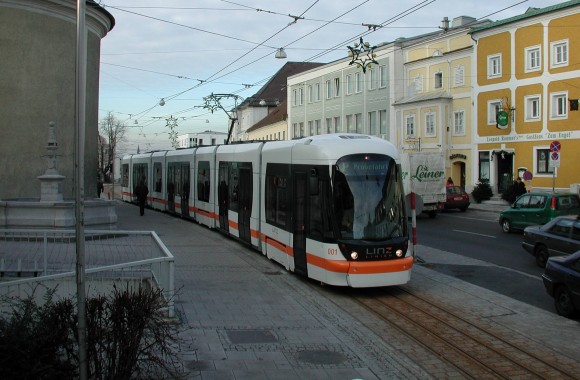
[{"left": 0, "top": 229, "right": 175, "bottom": 317}]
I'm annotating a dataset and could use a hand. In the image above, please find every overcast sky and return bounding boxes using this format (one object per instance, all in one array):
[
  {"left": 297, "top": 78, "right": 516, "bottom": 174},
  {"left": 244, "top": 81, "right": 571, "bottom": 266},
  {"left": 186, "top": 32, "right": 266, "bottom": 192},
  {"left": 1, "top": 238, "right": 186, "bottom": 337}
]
[{"left": 97, "top": 0, "right": 562, "bottom": 153}]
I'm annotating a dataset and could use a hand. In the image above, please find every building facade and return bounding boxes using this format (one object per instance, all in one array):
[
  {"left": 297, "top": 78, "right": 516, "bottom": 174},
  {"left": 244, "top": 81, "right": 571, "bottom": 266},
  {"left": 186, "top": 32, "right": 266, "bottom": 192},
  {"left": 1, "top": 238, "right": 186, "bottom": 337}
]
[
  {"left": 394, "top": 16, "right": 488, "bottom": 189},
  {"left": 471, "top": 1, "right": 580, "bottom": 195}
]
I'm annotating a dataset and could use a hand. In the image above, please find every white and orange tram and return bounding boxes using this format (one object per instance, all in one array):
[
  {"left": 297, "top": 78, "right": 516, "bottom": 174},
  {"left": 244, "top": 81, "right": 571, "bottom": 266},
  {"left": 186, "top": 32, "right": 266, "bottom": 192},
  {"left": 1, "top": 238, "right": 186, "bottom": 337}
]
[{"left": 121, "top": 134, "right": 413, "bottom": 287}]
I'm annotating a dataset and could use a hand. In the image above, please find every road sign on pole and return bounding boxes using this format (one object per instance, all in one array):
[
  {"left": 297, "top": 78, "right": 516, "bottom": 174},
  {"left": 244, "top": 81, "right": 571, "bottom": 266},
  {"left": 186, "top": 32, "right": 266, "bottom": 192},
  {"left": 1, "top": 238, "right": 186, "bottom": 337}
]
[
  {"left": 550, "top": 151, "right": 561, "bottom": 168},
  {"left": 550, "top": 140, "right": 561, "bottom": 152}
]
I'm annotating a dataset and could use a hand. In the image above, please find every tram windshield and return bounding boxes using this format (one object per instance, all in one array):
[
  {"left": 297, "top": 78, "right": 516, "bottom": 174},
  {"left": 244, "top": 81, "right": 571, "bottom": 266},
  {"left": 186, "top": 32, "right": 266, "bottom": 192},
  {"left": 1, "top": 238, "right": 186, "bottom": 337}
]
[{"left": 333, "top": 154, "right": 406, "bottom": 240}]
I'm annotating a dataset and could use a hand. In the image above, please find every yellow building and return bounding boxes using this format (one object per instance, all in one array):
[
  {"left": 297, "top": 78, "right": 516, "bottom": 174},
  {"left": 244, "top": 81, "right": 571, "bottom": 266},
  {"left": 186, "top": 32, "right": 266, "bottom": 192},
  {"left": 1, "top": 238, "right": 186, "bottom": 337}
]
[{"left": 471, "top": 1, "right": 580, "bottom": 196}]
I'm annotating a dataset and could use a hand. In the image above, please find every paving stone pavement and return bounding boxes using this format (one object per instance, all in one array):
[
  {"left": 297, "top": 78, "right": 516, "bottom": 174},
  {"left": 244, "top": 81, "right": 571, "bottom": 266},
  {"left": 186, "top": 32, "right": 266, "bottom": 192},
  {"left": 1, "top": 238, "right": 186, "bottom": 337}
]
[{"left": 113, "top": 199, "right": 580, "bottom": 380}]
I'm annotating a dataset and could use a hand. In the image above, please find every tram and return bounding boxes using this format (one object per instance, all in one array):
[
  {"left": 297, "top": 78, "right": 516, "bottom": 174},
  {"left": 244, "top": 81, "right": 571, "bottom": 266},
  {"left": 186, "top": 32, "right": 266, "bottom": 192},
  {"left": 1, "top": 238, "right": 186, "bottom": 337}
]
[{"left": 121, "top": 134, "right": 413, "bottom": 287}]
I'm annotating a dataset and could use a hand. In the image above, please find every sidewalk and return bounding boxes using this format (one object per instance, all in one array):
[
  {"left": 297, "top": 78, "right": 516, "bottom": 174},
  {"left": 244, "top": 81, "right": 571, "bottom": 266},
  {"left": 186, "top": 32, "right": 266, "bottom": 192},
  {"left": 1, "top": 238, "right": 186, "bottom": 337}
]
[{"left": 112, "top": 200, "right": 580, "bottom": 379}]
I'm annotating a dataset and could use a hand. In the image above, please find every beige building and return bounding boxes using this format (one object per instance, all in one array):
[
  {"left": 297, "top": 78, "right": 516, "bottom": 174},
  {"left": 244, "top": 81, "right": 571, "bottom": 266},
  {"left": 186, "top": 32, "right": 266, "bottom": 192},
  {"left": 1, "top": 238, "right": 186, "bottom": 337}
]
[
  {"left": 394, "top": 16, "right": 489, "bottom": 190},
  {"left": 0, "top": 0, "right": 113, "bottom": 200}
]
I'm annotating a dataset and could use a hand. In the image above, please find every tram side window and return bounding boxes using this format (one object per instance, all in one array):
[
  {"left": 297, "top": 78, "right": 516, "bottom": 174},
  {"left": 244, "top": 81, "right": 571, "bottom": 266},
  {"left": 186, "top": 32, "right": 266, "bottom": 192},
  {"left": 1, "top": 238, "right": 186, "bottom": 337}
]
[
  {"left": 154, "top": 163, "right": 162, "bottom": 192},
  {"left": 122, "top": 164, "right": 129, "bottom": 187},
  {"left": 133, "top": 163, "right": 147, "bottom": 194},
  {"left": 308, "top": 169, "right": 332, "bottom": 241},
  {"left": 265, "top": 163, "right": 289, "bottom": 229},
  {"left": 197, "top": 161, "right": 210, "bottom": 202},
  {"left": 229, "top": 163, "right": 239, "bottom": 212}
]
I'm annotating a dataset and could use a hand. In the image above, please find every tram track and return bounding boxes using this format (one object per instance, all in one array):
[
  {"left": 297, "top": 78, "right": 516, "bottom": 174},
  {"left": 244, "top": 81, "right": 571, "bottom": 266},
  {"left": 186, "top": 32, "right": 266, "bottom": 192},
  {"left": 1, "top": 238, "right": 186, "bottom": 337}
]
[{"left": 352, "top": 286, "right": 580, "bottom": 379}]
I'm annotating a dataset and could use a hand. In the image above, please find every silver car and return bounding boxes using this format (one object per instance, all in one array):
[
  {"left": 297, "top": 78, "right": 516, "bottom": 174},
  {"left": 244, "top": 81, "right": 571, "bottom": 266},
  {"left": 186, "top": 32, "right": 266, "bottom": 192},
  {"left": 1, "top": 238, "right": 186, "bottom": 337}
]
[{"left": 522, "top": 215, "right": 580, "bottom": 267}]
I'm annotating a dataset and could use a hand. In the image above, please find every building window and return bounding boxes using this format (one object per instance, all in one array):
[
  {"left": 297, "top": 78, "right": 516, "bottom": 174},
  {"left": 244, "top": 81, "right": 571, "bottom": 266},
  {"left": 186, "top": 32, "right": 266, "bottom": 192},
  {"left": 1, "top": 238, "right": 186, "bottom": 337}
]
[
  {"left": 525, "top": 95, "right": 541, "bottom": 121},
  {"left": 355, "top": 113, "right": 363, "bottom": 133},
  {"left": 307, "top": 85, "right": 313, "bottom": 103},
  {"left": 525, "top": 46, "right": 541, "bottom": 72},
  {"left": 325, "top": 80, "right": 332, "bottom": 99},
  {"left": 405, "top": 114, "right": 415, "bottom": 137},
  {"left": 293, "top": 123, "right": 298, "bottom": 138},
  {"left": 453, "top": 110, "right": 465, "bottom": 135},
  {"left": 346, "top": 74, "right": 353, "bottom": 95},
  {"left": 379, "top": 65, "right": 387, "bottom": 88},
  {"left": 308, "top": 120, "right": 314, "bottom": 136},
  {"left": 379, "top": 110, "right": 387, "bottom": 135},
  {"left": 334, "top": 77, "right": 340, "bottom": 97},
  {"left": 299, "top": 122, "right": 304, "bottom": 137},
  {"left": 488, "top": 100, "right": 502, "bottom": 125},
  {"left": 346, "top": 114, "right": 353, "bottom": 133},
  {"left": 487, "top": 54, "right": 501, "bottom": 78},
  {"left": 333, "top": 116, "right": 341, "bottom": 133},
  {"left": 292, "top": 89, "right": 298, "bottom": 106},
  {"left": 536, "top": 148, "right": 553, "bottom": 174},
  {"left": 368, "top": 111, "right": 377, "bottom": 135},
  {"left": 425, "top": 112, "right": 436, "bottom": 136},
  {"left": 413, "top": 74, "right": 423, "bottom": 93},
  {"left": 315, "top": 83, "right": 321, "bottom": 101},
  {"left": 325, "top": 118, "right": 332, "bottom": 134},
  {"left": 453, "top": 65, "right": 464, "bottom": 87},
  {"left": 479, "top": 151, "right": 490, "bottom": 181},
  {"left": 299, "top": 87, "right": 304, "bottom": 105},
  {"left": 355, "top": 72, "right": 363, "bottom": 93},
  {"left": 368, "top": 68, "right": 376, "bottom": 90},
  {"left": 551, "top": 40, "right": 568, "bottom": 67},
  {"left": 434, "top": 72, "right": 443, "bottom": 89},
  {"left": 550, "top": 92, "right": 567, "bottom": 119},
  {"left": 315, "top": 119, "right": 321, "bottom": 135}
]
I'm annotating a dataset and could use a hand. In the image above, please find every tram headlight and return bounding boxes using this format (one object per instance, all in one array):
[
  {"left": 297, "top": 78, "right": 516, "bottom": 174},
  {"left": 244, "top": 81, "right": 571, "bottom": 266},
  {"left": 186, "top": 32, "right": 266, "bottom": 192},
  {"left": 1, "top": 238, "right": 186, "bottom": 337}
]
[
  {"left": 350, "top": 251, "right": 358, "bottom": 260},
  {"left": 395, "top": 249, "right": 404, "bottom": 258}
]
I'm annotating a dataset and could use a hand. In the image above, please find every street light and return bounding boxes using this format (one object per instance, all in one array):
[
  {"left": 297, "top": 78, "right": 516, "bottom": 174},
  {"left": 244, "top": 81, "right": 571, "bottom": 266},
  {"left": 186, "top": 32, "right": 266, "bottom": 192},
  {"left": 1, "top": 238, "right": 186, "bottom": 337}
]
[{"left": 275, "top": 48, "right": 287, "bottom": 59}]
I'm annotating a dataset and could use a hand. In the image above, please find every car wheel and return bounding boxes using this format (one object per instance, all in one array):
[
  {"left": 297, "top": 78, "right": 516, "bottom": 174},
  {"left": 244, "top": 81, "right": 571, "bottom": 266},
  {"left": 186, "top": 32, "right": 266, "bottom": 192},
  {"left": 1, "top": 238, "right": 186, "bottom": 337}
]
[
  {"left": 555, "top": 286, "right": 577, "bottom": 318},
  {"left": 428, "top": 211, "right": 437, "bottom": 218},
  {"left": 460, "top": 207, "right": 467, "bottom": 212},
  {"left": 535, "top": 245, "right": 549, "bottom": 268},
  {"left": 501, "top": 218, "right": 511, "bottom": 233}
]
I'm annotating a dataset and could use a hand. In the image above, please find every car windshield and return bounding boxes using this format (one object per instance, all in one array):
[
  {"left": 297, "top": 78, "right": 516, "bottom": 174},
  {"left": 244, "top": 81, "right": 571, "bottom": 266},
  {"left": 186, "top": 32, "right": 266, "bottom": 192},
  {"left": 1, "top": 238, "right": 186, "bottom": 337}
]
[
  {"left": 447, "top": 186, "right": 464, "bottom": 195},
  {"left": 333, "top": 154, "right": 406, "bottom": 240}
]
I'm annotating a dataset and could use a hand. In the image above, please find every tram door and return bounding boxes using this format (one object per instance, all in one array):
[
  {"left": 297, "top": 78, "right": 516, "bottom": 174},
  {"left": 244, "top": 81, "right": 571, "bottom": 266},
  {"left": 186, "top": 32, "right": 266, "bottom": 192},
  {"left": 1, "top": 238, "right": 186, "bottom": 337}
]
[
  {"left": 293, "top": 172, "right": 308, "bottom": 276},
  {"left": 181, "top": 163, "right": 190, "bottom": 217},
  {"left": 238, "top": 167, "right": 252, "bottom": 244},
  {"left": 218, "top": 164, "right": 229, "bottom": 232}
]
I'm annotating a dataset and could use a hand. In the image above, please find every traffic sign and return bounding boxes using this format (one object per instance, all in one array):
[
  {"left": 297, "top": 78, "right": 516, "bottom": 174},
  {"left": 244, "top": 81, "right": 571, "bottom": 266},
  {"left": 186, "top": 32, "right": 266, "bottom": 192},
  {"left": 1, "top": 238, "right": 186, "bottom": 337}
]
[
  {"left": 550, "top": 151, "right": 561, "bottom": 168},
  {"left": 550, "top": 140, "right": 561, "bottom": 152}
]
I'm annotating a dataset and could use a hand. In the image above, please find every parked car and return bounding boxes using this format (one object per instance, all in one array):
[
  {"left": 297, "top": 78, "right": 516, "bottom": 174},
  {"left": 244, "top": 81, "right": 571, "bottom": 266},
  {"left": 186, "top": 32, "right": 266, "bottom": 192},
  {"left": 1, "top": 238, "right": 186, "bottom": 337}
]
[
  {"left": 444, "top": 186, "right": 470, "bottom": 211},
  {"left": 542, "top": 250, "right": 580, "bottom": 318},
  {"left": 522, "top": 215, "right": 580, "bottom": 267},
  {"left": 499, "top": 192, "right": 580, "bottom": 233}
]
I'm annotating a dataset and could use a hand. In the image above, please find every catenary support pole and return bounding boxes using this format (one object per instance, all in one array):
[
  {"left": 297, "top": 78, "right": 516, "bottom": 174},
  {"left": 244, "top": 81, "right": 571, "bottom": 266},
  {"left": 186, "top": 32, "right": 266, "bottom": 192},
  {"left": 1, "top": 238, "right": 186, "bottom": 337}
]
[{"left": 75, "top": 1, "right": 88, "bottom": 379}]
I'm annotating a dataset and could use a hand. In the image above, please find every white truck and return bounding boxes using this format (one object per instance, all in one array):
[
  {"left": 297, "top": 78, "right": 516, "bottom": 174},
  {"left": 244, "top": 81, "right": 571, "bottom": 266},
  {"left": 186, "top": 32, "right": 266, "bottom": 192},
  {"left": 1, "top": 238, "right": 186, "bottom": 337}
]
[{"left": 400, "top": 152, "right": 446, "bottom": 218}]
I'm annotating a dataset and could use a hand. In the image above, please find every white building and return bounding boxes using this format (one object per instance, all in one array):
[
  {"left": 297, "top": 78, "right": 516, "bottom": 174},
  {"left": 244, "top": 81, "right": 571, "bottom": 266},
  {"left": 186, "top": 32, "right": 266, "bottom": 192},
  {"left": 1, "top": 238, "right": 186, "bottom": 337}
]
[{"left": 177, "top": 131, "right": 228, "bottom": 148}]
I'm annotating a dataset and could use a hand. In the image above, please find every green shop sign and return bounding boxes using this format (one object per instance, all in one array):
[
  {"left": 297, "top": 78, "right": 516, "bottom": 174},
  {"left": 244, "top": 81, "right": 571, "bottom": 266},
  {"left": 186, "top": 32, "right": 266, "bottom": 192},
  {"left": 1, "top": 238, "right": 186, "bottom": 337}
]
[{"left": 496, "top": 111, "right": 509, "bottom": 129}]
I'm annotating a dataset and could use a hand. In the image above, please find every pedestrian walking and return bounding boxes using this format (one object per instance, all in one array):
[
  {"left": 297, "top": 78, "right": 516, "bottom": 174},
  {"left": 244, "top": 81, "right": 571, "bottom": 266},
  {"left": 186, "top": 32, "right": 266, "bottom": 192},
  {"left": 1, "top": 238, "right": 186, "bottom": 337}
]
[
  {"left": 134, "top": 177, "right": 149, "bottom": 216},
  {"left": 97, "top": 177, "right": 104, "bottom": 199}
]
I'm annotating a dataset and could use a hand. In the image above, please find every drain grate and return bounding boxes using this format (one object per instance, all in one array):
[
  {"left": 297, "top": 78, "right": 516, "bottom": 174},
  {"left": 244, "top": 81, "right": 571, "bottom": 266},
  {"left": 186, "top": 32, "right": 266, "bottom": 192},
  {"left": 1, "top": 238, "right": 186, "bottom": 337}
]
[
  {"left": 225, "top": 329, "right": 278, "bottom": 344},
  {"left": 296, "top": 349, "right": 347, "bottom": 365}
]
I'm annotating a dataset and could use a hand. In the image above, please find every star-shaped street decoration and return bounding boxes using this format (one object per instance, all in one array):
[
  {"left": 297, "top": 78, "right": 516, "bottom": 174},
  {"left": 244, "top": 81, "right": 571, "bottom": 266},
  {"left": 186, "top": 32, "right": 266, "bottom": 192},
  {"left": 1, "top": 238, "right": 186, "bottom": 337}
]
[{"left": 347, "top": 37, "right": 379, "bottom": 73}]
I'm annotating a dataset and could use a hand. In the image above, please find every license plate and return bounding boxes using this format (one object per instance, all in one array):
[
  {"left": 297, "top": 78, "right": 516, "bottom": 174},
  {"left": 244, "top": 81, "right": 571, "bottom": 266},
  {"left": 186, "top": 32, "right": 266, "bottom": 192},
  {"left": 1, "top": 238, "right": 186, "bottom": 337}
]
[{"left": 454, "top": 197, "right": 463, "bottom": 201}]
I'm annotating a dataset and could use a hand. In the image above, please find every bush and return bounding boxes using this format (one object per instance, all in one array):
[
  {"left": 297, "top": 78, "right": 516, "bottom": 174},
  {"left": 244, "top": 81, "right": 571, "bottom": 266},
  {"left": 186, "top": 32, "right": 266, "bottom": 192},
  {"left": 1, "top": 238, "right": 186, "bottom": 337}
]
[
  {"left": 471, "top": 180, "right": 493, "bottom": 203},
  {"left": 0, "top": 284, "right": 183, "bottom": 380}
]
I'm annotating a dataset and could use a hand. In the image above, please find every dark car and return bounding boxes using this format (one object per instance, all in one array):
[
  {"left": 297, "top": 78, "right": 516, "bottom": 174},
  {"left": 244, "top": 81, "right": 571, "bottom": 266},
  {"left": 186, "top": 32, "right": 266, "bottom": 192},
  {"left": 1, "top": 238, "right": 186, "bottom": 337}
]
[
  {"left": 444, "top": 186, "right": 470, "bottom": 212},
  {"left": 542, "top": 250, "right": 580, "bottom": 318},
  {"left": 499, "top": 192, "right": 580, "bottom": 233},
  {"left": 522, "top": 215, "right": 580, "bottom": 267}
]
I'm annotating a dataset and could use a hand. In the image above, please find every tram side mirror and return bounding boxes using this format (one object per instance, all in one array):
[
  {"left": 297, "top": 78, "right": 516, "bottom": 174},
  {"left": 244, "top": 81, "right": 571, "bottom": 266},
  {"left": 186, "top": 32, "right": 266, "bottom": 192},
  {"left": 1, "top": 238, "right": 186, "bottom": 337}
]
[{"left": 309, "top": 169, "right": 319, "bottom": 195}]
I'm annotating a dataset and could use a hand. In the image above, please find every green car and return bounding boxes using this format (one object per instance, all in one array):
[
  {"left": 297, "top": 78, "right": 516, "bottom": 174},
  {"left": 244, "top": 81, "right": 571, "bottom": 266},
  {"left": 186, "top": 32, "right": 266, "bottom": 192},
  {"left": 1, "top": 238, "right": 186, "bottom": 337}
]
[{"left": 499, "top": 192, "right": 580, "bottom": 233}]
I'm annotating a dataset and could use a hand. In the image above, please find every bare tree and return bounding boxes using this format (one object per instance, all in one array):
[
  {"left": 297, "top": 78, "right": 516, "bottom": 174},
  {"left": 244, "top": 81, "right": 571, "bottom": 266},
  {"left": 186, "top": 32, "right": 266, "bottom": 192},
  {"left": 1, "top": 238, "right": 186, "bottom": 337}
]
[{"left": 98, "top": 112, "right": 126, "bottom": 182}]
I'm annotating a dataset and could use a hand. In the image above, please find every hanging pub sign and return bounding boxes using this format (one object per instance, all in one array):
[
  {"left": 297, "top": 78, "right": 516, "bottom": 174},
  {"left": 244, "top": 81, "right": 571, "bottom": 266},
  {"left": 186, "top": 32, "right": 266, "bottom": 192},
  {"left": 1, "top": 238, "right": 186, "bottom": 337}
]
[{"left": 496, "top": 111, "right": 509, "bottom": 129}]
